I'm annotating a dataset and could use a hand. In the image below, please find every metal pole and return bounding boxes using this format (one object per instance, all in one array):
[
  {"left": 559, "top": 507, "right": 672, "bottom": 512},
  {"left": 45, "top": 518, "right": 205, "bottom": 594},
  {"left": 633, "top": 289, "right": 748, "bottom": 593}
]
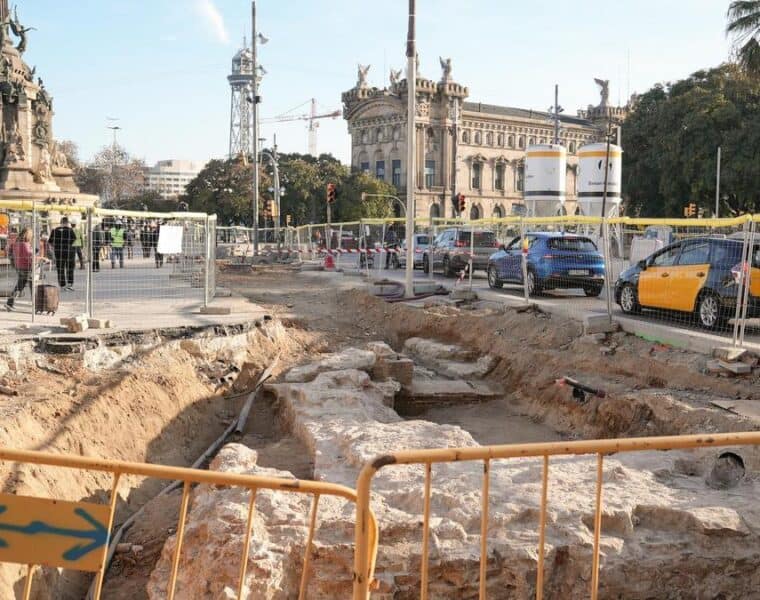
[
  {"left": 203, "top": 215, "right": 210, "bottom": 308},
  {"left": 601, "top": 122, "right": 611, "bottom": 222},
  {"left": 273, "top": 134, "right": 280, "bottom": 240},
  {"left": 404, "top": 0, "right": 417, "bottom": 298},
  {"left": 553, "top": 84, "right": 560, "bottom": 144},
  {"left": 715, "top": 146, "right": 721, "bottom": 218},
  {"left": 85, "top": 209, "right": 93, "bottom": 317},
  {"left": 468, "top": 224, "right": 474, "bottom": 292},
  {"left": 251, "top": 1, "right": 259, "bottom": 255}
]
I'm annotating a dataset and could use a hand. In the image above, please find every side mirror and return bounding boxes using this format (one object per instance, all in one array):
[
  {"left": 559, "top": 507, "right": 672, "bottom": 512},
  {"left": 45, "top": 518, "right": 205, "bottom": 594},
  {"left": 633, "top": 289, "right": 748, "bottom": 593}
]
[
  {"left": 637, "top": 259, "right": 648, "bottom": 270},
  {"left": 499, "top": 244, "right": 506, "bottom": 251}
]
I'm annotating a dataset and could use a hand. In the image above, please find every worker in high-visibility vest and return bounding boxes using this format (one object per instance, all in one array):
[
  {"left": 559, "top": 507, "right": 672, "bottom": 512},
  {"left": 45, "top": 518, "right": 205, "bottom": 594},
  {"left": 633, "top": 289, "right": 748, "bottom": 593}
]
[
  {"left": 110, "top": 219, "right": 126, "bottom": 269},
  {"left": 71, "top": 219, "right": 85, "bottom": 270}
]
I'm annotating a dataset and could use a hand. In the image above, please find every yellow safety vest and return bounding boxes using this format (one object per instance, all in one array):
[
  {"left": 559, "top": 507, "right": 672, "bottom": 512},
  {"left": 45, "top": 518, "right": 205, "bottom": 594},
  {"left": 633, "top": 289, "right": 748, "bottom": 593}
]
[
  {"left": 110, "top": 227, "right": 125, "bottom": 248},
  {"left": 72, "top": 228, "right": 83, "bottom": 248}
]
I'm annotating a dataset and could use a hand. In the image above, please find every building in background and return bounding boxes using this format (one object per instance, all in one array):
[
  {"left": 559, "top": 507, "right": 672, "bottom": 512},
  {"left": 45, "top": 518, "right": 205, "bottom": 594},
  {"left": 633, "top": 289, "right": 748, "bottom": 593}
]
[
  {"left": 143, "top": 160, "right": 207, "bottom": 200},
  {"left": 342, "top": 58, "right": 628, "bottom": 219}
]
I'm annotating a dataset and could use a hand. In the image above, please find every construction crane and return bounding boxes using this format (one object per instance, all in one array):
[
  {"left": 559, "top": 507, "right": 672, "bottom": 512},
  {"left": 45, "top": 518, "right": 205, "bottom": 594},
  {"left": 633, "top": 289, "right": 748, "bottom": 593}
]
[{"left": 261, "top": 98, "right": 341, "bottom": 156}]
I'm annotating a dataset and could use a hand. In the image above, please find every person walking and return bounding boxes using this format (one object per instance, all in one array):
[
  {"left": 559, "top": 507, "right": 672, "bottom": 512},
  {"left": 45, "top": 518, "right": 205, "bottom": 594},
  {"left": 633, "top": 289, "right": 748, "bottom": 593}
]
[
  {"left": 5, "top": 228, "right": 35, "bottom": 310},
  {"left": 142, "top": 222, "right": 152, "bottom": 259},
  {"left": 92, "top": 222, "right": 110, "bottom": 272},
  {"left": 125, "top": 226, "right": 134, "bottom": 260},
  {"left": 110, "top": 219, "right": 126, "bottom": 268},
  {"left": 154, "top": 221, "right": 164, "bottom": 268},
  {"left": 71, "top": 219, "right": 85, "bottom": 270},
  {"left": 384, "top": 224, "right": 398, "bottom": 269},
  {"left": 49, "top": 216, "right": 76, "bottom": 290}
]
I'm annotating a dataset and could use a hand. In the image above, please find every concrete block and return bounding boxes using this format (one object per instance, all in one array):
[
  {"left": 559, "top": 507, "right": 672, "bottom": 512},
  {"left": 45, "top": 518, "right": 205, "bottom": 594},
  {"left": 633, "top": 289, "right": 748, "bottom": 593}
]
[
  {"left": 705, "top": 360, "right": 725, "bottom": 374},
  {"left": 450, "top": 289, "right": 478, "bottom": 301},
  {"left": 373, "top": 356, "right": 414, "bottom": 386},
  {"left": 713, "top": 347, "right": 748, "bottom": 362},
  {"left": 718, "top": 360, "right": 752, "bottom": 375},
  {"left": 413, "top": 280, "right": 443, "bottom": 295},
  {"left": 87, "top": 319, "right": 112, "bottom": 329},
  {"left": 583, "top": 314, "right": 618, "bottom": 335},
  {"left": 199, "top": 306, "right": 232, "bottom": 315}
]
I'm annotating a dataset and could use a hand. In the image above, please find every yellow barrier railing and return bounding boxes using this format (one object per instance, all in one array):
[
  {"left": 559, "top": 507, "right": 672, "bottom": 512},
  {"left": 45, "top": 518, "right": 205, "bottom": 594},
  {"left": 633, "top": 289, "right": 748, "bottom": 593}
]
[
  {"left": 352, "top": 431, "right": 760, "bottom": 600},
  {"left": 0, "top": 447, "right": 378, "bottom": 600}
]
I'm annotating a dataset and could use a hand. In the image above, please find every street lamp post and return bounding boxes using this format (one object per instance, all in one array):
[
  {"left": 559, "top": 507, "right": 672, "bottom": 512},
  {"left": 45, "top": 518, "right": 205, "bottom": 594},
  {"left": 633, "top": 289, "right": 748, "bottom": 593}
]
[
  {"left": 250, "top": 2, "right": 268, "bottom": 254},
  {"left": 404, "top": 0, "right": 416, "bottom": 298},
  {"left": 260, "top": 148, "right": 280, "bottom": 239}
]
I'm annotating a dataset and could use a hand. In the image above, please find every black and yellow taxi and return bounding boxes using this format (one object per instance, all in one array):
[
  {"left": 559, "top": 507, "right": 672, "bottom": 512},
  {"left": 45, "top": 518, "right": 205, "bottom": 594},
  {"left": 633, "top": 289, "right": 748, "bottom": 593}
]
[{"left": 614, "top": 237, "right": 760, "bottom": 329}]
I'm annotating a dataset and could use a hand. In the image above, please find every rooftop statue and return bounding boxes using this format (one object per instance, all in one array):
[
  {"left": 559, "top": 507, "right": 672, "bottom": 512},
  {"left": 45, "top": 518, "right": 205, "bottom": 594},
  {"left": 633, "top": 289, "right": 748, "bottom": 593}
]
[
  {"left": 389, "top": 68, "right": 402, "bottom": 86},
  {"left": 594, "top": 77, "right": 610, "bottom": 109},
  {"left": 357, "top": 63, "right": 370, "bottom": 88},
  {"left": 439, "top": 56, "right": 452, "bottom": 82},
  {"left": 10, "top": 7, "right": 35, "bottom": 55}
]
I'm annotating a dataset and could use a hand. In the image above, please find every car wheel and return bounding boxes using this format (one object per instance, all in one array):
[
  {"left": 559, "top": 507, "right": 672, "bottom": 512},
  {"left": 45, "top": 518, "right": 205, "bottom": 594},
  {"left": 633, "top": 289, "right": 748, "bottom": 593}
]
[
  {"left": 584, "top": 284, "right": 603, "bottom": 297},
  {"left": 487, "top": 265, "right": 503, "bottom": 289},
  {"left": 697, "top": 292, "right": 722, "bottom": 330},
  {"left": 423, "top": 256, "right": 430, "bottom": 274},
  {"left": 526, "top": 270, "right": 541, "bottom": 296},
  {"left": 443, "top": 256, "right": 453, "bottom": 278},
  {"left": 619, "top": 284, "right": 641, "bottom": 314}
]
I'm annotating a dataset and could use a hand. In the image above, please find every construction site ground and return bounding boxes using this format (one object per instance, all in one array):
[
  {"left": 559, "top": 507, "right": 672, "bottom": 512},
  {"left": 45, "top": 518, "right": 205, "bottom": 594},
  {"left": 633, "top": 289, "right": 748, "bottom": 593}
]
[{"left": 1, "top": 265, "right": 759, "bottom": 599}]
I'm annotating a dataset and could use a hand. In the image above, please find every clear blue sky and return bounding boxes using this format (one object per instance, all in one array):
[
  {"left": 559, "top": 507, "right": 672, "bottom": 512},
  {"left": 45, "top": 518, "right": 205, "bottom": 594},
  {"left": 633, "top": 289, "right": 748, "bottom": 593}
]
[{"left": 21, "top": 1, "right": 733, "bottom": 166}]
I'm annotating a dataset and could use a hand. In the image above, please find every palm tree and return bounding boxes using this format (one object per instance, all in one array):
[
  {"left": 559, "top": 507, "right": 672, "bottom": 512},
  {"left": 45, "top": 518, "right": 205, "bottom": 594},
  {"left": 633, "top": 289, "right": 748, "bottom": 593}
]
[{"left": 727, "top": 1, "right": 760, "bottom": 73}]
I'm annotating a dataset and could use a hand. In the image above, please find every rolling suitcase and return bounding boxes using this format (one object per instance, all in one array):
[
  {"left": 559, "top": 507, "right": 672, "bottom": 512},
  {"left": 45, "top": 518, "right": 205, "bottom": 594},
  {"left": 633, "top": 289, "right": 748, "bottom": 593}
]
[{"left": 34, "top": 267, "right": 60, "bottom": 315}]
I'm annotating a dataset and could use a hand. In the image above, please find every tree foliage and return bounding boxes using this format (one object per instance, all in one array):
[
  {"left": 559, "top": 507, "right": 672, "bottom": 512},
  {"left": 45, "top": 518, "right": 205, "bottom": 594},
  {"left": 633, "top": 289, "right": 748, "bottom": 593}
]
[
  {"left": 727, "top": 0, "right": 760, "bottom": 75},
  {"left": 183, "top": 152, "right": 398, "bottom": 226},
  {"left": 621, "top": 65, "right": 760, "bottom": 217},
  {"left": 76, "top": 143, "right": 146, "bottom": 204}
]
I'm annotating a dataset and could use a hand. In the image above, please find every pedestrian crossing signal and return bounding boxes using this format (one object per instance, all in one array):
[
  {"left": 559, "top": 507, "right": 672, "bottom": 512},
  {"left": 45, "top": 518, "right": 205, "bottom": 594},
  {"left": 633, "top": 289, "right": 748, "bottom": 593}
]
[
  {"left": 683, "top": 203, "right": 697, "bottom": 218},
  {"left": 327, "top": 183, "right": 336, "bottom": 204}
]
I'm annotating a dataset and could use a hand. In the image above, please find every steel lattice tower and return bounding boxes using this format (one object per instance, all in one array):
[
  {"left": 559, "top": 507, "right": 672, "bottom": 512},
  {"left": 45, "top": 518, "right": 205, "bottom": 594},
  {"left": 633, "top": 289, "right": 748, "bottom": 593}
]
[{"left": 228, "top": 43, "right": 254, "bottom": 159}]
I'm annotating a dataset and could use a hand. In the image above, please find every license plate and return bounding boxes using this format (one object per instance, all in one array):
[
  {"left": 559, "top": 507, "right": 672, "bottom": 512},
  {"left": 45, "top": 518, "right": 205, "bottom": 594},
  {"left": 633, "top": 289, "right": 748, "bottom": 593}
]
[{"left": 568, "top": 269, "right": 589, "bottom": 276}]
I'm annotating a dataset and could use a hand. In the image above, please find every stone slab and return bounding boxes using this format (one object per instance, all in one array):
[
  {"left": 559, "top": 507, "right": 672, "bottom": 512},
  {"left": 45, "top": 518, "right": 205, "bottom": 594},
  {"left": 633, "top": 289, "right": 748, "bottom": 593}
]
[
  {"left": 199, "top": 306, "right": 232, "bottom": 315},
  {"left": 713, "top": 347, "right": 749, "bottom": 362},
  {"left": 583, "top": 313, "right": 618, "bottom": 334},
  {"left": 718, "top": 360, "right": 752, "bottom": 374},
  {"left": 710, "top": 399, "right": 760, "bottom": 421}
]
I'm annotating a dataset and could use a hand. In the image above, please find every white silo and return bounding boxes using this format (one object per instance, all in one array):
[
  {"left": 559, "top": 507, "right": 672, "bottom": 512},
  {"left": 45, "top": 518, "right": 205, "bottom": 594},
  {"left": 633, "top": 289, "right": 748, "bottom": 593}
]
[
  {"left": 577, "top": 143, "right": 623, "bottom": 217},
  {"left": 524, "top": 144, "right": 566, "bottom": 217}
]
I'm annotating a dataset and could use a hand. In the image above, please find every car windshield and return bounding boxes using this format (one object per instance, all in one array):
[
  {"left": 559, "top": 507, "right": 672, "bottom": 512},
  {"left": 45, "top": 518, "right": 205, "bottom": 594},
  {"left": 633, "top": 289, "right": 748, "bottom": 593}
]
[
  {"left": 457, "top": 231, "right": 495, "bottom": 246},
  {"left": 547, "top": 237, "right": 598, "bottom": 252}
]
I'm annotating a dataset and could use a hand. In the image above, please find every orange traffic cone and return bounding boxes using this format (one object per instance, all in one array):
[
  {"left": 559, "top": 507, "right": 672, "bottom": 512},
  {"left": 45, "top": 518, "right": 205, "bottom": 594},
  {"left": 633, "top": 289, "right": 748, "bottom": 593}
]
[{"left": 324, "top": 253, "right": 335, "bottom": 269}]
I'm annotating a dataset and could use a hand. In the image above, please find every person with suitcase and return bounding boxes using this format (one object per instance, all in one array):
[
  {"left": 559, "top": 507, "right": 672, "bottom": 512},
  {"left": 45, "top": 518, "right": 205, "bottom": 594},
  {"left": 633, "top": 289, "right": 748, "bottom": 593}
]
[
  {"left": 5, "top": 228, "right": 34, "bottom": 310},
  {"left": 49, "top": 216, "right": 76, "bottom": 291}
]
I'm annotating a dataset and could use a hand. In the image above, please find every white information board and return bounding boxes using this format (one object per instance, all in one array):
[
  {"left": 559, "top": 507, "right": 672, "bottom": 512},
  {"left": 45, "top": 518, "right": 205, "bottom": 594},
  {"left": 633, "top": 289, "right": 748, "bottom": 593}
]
[{"left": 157, "top": 225, "right": 183, "bottom": 255}]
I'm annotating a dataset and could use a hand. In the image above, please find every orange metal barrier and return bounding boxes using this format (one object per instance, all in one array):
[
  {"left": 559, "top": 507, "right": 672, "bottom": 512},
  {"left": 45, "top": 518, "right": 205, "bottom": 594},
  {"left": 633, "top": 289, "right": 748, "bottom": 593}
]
[
  {"left": 0, "top": 447, "right": 378, "bottom": 600},
  {"left": 352, "top": 431, "right": 760, "bottom": 599}
]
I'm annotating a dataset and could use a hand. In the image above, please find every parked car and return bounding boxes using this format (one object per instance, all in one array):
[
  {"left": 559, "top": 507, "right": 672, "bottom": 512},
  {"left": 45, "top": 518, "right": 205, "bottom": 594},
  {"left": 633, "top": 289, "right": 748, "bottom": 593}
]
[
  {"left": 397, "top": 233, "right": 431, "bottom": 269},
  {"left": 487, "top": 232, "right": 606, "bottom": 296},
  {"left": 423, "top": 228, "right": 498, "bottom": 276},
  {"left": 614, "top": 237, "right": 760, "bottom": 329}
]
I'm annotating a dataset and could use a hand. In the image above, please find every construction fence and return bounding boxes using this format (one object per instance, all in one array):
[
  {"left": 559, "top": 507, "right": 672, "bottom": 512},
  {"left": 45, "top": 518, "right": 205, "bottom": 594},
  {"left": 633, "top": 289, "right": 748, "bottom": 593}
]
[
  {"left": 227, "top": 214, "right": 760, "bottom": 349},
  {"left": 0, "top": 202, "right": 218, "bottom": 324}
]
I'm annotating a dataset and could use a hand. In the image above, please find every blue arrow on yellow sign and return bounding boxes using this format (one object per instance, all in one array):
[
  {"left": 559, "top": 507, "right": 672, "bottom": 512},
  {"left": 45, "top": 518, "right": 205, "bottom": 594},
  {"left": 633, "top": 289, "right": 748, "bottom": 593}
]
[{"left": 0, "top": 493, "right": 112, "bottom": 572}]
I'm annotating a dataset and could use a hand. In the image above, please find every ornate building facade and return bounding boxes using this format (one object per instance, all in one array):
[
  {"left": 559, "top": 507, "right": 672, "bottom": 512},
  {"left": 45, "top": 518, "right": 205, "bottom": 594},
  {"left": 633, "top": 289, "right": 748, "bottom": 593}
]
[{"left": 342, "top": 60, "right": 627, "bottom": 219}]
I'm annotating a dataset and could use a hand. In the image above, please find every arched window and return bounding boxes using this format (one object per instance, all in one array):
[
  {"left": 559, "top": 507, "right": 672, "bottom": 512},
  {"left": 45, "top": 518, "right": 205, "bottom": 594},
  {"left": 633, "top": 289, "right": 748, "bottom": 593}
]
[
  {"left": 518, "top": 136, "right": 525, "bottom": 149},
  {"left": 486, "top": 132, "right": 493, "bottom": 145},
  {"left": 508, "top": 135, "right": 515, "bottom": 148},
  {"left": 462, "top": 130, "right": 470, "bottom": 144},
  {"left": 497, "top": 133, "right": 504, "bottom": 146},
  {"left": 539, "top": 138, "right": 546, "bottom": 144},
  {"left": 516, "top": 163, "right": 525, "bottom": 192},
  {"left": 569, "top": 141, "right": 576, "bottom": 153},
  {"left": 493, "top": 205, "right": 503, "bottom": 218},
  {"left": 474, "top": 131, "right": 482, "bottom": 145},
  {"left": 429, "top": 203, "right": 441, "bottom": 220},
  {"left": 471, "top": 162, "right": 482, "bottom": 189},
  {"left": 470, "top": 205, "right": 481, "bottom": 220},
  {"left": 529, "top": 137, "right": 536, "bottom": 146},
  {"left": 495, "top": 163, "right": 505, "bottom": 191}
]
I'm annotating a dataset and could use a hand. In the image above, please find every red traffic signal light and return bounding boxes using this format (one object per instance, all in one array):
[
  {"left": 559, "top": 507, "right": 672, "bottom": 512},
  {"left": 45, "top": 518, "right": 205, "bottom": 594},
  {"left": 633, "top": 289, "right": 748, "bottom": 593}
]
[
  {"left": 457, "top": 193, "right": 466, "bottom": 214},
  {"left": 327, "top": 183, "right": 336, "bottom": 204}
]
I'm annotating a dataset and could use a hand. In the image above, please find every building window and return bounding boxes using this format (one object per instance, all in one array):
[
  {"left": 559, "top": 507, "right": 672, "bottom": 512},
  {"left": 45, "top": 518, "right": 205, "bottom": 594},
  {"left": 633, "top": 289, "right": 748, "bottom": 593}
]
[
  {"left": 539, "top": 138, "right": 546, "bottom": 144},
  {"left": 508, "top": 135, "right": 515, "bottom": 148},
  {"left": 518, "top": 136, "right": 525, "bottom": 149},
  {"left": 375, "top": 160, "right": 385, "bottom": 180},
  {"left": 529, "top": 137, "right": 536, "bottom": 146},
  {"left": 493, "top": 205, "right": 503, "bottom": 218},
  {"left": 392, "top": 159, "right": 401, "bottom": 187},
  {"left": 472, "top": 162, "right": 482, "bottom": 190},
  {"left": 376, "top": 128, "right": 384, "bottom": 143},
  {"left": 462, "top": 130, "right": 470, "bottom": 144},
  {"left": 360, "top": 161, "right": 370, "bottom": 173},
  {"left": 470, "top": 205, "right": 480, "bottom": 220},
  {"left": 569, "top": 141, "right": 576, "bottom": 153},
  {"left": 497, "top": 133, "right": 504, "bottom": 146},
  {"left": 361, "top": 130, "right": 369, "bottom": 144},
  {"left": 474, "top": 131, "right": 482, "bottom": 144},
  {"left": 486, "top": 132, "right": 493, "bottom": 145},
  {"left": 425, "top": 160, "right": 436, "bottom": 188},
  {"left": 516, "top": 164, "right": 525, "bottom": 192},
  {"left": 495, "top": 163, "right": 505, "bottom": 191}
]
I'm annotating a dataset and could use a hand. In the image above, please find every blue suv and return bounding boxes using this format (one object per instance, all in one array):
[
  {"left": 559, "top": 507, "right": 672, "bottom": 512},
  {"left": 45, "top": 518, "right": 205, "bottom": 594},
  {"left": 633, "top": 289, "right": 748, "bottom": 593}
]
[{"left": 487, "top": 232, "right": 606, "bottom": 296}]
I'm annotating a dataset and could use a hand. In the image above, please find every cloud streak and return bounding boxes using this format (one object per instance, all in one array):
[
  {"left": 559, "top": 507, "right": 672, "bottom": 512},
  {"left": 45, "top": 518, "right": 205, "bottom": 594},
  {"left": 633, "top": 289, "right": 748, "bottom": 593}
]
[{"left": 195, "top": 0, "right": 229, "bottom": 44}]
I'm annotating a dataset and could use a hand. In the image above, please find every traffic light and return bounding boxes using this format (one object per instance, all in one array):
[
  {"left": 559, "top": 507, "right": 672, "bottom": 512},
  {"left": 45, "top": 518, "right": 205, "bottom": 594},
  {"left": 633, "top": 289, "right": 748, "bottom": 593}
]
[
  {"left": 286, "top": 214, "right": 292, "bottom": 226},
  {"left": 683, "top": 202, "right": 697, "bottom": 218},
  {"left": 457, "top": 193, "right": 466, "bottom": 215},
  {"left": 327, "top": 183, "right": 336, "bottom": 204}
]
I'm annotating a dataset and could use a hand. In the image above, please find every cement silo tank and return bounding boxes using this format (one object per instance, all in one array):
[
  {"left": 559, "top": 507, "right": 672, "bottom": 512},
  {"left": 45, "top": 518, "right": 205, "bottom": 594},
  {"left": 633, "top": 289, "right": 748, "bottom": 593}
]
[
  {"left": 524, "top": 144, "right": 566, "bottom": 217},
  {"left": 577, "top": 143, "right": 623, "bottom": 217}
]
